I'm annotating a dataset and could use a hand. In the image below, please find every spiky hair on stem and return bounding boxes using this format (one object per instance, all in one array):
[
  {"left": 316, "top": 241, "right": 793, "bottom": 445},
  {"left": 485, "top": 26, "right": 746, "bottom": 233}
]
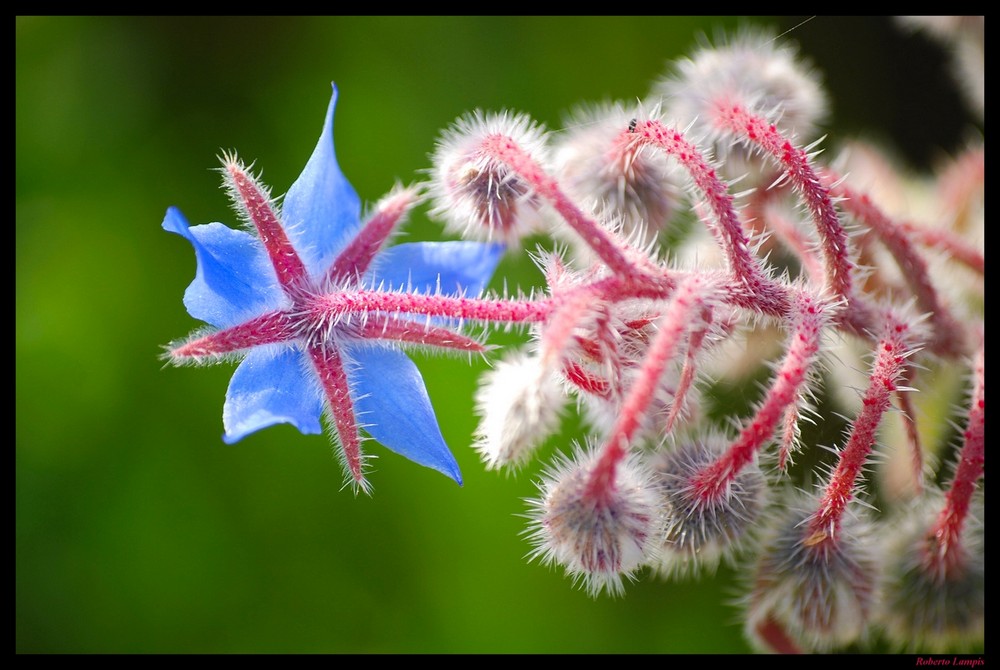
[{"left": 570, "top": 301, "right": 686, "bottom": 438}]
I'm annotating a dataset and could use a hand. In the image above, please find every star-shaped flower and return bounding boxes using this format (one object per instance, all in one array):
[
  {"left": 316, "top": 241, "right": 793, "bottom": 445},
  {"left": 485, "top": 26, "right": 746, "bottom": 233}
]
[{"left": 164, "top": 85, "right": 504, "bottom": 493}]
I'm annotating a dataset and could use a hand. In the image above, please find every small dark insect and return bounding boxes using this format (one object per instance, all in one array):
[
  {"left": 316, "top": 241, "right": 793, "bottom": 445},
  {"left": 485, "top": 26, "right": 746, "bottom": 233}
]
[{"left": 628, "top": 118, "right": 637, "bottom": 133}]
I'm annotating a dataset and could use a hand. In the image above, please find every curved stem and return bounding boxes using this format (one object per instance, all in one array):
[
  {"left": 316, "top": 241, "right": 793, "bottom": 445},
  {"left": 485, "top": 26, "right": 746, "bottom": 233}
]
[
  {"left": 587, "top": 276, "right": 713, "bottom": 499},
  {"left": 825, "top": 171, "right": 967, "bottom": 358},
  {"left": 930, "top": 340, "right": 984, "bottom": 570},
  {"left": 629, "top": 121, "right": 789, "bottom": 316},
  {"left": 809, "top": 313, "right": 916, "bottom": 541},
  {"left": 480, "top": 134, "right": 648, "bottom": 282},
  {"left": 692, "top": 289, "right": 826, "bottom": 499},
  {"left": 710, "top": 103, "right": 875, "bottom": 337}
]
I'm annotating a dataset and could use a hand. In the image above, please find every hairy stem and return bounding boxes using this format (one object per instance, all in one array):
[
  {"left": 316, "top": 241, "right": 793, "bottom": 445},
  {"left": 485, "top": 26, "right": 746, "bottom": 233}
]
[
  {"left": 809, "top": 313, "right": 916, "bottom": 541},
  {"left": 630, "top": 121, "right": 788, "bottom": 316},
  {"left": 825, "top": 172, "right": 966, "bottom": 358},
  {"left": 710, "top": 103, "right": 875, "bottom": 336},
  {"left": 930, "top": 340, "right": 984, "bottom": 571},
  {"left": 480, "top": 134, "right": 647, "bottom": 282},
  {"left": 693, "top": 290, "right": 826, "bottom": 499},
  {"left": 587, "top": 276, "right": 712, "bottom": 499}
]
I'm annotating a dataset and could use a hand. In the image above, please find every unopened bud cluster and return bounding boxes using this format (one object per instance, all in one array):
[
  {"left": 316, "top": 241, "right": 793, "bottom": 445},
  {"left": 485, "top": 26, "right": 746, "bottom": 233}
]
[
  {"left": 160, "top": 12, "right": 983, "bottom": 652},
  {"left": 420, "top": 23, "right": 983, "bottom": 653}
]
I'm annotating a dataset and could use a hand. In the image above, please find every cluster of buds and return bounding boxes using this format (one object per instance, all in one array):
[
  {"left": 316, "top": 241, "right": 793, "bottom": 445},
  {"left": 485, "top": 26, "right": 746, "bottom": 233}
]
[
  {"left": 426, "top": 23, "right": 983, "bottom": 653},
  {"left": 165, "top": 17, "right": 983, "bottom": 655}
]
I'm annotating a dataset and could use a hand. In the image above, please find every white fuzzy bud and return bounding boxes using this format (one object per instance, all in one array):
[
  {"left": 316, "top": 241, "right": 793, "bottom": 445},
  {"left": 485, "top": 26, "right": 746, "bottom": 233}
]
[
  {"left": 654, "top": 29, "right": 827, "bottom": 175},
  {"left": 744, "top": 497, "right": 879, "bottom": 652},
  {"left": 551, "top": 103, "right": 681, "bottom": 256},
  {"left": 473, "top": 351, "right": 564, "bottom": 470},
  {"left": 648, "top": 436, "right": 768, "bottom": 578},
  {"left": 429, "top": 110, "right": 550, "bottom": 244},
  {"left": 526, "top": 446, "right": 662, "bottom": 597}
]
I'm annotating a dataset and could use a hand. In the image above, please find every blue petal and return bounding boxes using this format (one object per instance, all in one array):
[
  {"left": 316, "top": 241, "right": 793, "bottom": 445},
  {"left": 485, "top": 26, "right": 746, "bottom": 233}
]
[
  {"left": 163, "top": 207, "right": 283, "bottom": 329},
  {"left": 222, "top": 347, "right": 323, "bottom": 444},
  {"left": 370, "top": 241, "right": 505, "bottom": 296},
  {"left": 281, "top": 84, "right": 362, "bottom": 278},
  {"left": 345, "top": 344, "right": 462, "bottom": 484}
]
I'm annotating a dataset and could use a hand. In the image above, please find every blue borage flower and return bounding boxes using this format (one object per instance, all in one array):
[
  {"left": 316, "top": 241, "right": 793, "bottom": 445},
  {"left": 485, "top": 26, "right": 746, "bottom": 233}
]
[{"left": 164, "top": 84, "right": 503, "bottom": 493}]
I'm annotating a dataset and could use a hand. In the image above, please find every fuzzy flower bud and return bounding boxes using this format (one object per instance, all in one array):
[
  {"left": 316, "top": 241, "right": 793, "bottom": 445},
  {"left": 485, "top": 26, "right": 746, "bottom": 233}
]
[
  {"left": 656, "top": 29, "right": 826, "bottom": 139},
  {"left": 654, "top": 29, "right": 826, "bottom": 176},
  {"left": 526, "top": 446, "right": 661, "bottom": 597},
  {"left": 551, "top": 103, "right": 681, "bottom": 254},
  {"left": 877, "top": 492, "right": 984, "bottom": 652},
  {"left": 648, "top": 435, "right": 768, "bottom": 578},
  {"left": 743, "top": 497, "right": 879, "bottom": 653},
  {"left": 473, "top": 350, "right": 564, "bottom": 470},
  {"left": 429, "top": 110, "right": 550, "bottom": 244}
]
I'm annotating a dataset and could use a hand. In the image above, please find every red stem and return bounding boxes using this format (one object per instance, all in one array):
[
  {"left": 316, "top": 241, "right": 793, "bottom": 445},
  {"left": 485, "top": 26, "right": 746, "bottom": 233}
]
[
  {"left": 825, "top": 172, "right": 966, "bottom": 358},
  {"left": 746, "top": 180, "right": 826, "bottom": 285},
  {"left": 930, "top": 341, "right": 985, "bottom": 568},
  {"left": 311, "top": 289, "right": 555, "bottom": 324},
  {"left": 630, "top": 121, "right": 788, "bottom": 317},
  {"left": 664, "top": 305, "right": 712, "bottom": 432},
  {"left": 587, "top": 277, "right": 710, "bottom": 499},
  {"left": 711, "top": 104, "right": 874, "bottom": 336},
  {"left": 902, "top": 224, "right": 984, "bottom": 275},
  {"left": 480, "top": 134, "right": 646, "bottom": 282},
  {"left": 538, "top": 286, "right": 599, "bottom": 369},
  {"left": 809, "top": 315, "right": 914, "bottom": 540},
  {"left": 693, "top": 290, "right": 826, "bottom": 499}
]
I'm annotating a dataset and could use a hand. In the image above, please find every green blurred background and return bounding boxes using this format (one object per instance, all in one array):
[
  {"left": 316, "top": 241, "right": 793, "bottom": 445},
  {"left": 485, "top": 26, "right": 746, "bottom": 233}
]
[{"left": 17, "top": 16, "right": 977, "bottom": 653}]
